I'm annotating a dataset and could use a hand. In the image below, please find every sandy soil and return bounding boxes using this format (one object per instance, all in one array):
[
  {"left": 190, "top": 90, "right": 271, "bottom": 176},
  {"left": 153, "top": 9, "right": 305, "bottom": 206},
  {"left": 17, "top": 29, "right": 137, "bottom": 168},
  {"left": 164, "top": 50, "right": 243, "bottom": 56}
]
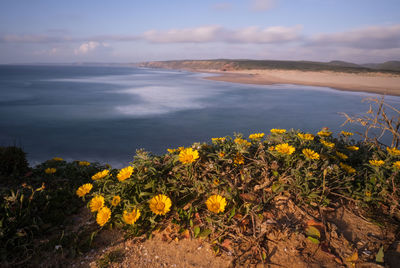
[
  {"left": 201, "top": 69, "right": 400, "bottom": 96},
  {"left": 65, "top": 200, "right": 400, "bottom": 268}
]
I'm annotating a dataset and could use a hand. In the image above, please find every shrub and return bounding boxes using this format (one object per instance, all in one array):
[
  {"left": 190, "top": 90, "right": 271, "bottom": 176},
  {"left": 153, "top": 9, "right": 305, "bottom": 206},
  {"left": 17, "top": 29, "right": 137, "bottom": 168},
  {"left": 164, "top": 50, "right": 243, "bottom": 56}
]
[
  {"left": 0, "top": 146, "right": 29, "bottom": 178},
  {"left": 78, "top": 128, "right": 399, "bottom": 245}
]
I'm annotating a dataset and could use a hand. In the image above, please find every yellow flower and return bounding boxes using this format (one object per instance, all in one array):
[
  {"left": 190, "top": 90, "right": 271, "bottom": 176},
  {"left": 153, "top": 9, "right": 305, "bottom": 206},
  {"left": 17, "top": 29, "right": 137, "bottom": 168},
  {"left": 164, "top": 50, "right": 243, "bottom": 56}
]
[
  {"left": 79, "top": 161, "right": 91, "bottom": 166},
  {"left": 369, "top": 160, "right": 384, "bottom": 167},
  {"left": 302, "top": 149, "right": 320, "bottom": 160},
  {"left": 234, "top": 138, "right": 251, "bottom": 146},
  {"left": 167, "top": 148, "right": 178, "bottom": 153},
  {"left": 206, "top": 195, "right": 227, "bottom": 214},
  {"left": 318, "top": 130, "right": 332, "bottom": 137},
  {"left": 275, "top": 143, "right": 295, "bottom": 155},
  {"left": 218, "top": 151, "right": 225, "bottom": 158},
  {"left": 340, "top": 163, "right": 356, "bottom": 174},
  {"left": 346, "top": 146, "right": 359, "bottom": 151},
  {"left": 270, "top": 128, "right": 286, "bottom": 134},
  {"left": 268, "top": 146, "right": 275, "bottom": 151},
  {"left": 52, "top": 157, "right": 63, "bottom": 161},
  {"left": 45, "top": 168, "right": 56, "bottom": 174},
  {"left": 91, "top": 169, "right": 109, "bottom": 180},
  {"left": 297, "top": 133, "right": 314, "bottom": 141},
  {"left": 393, "top": 161, "right": 400, "bottom": 170},
  {"left": 341, "top": 131, "right": 354, "bottom": 136},
  {"left": 387, "top": 147, "right": 400, "bottom": 156},
  {"left": 212, "top": 137, "right": 226, "bottom": 143},
  {"left": 249, "top": 133, "right": 265, "bottom": 140},
  {"left": 117, "top": 166, "right": 134, "bottom": 182},
  {"left": 76, "top": 183, "right": 93, "bottom": 197},
  {"left": 336, "top": 151, "right": 348, "bottom": 160},
  {"left": 234, "top": 153, "right": 244, "bottom": 164},
  {"left": 320, "top": 139, "right": 335, "bottom": 149},
  {"left": 111, "top": 195, "right": 121, "bottom": 206},
  {"left": 179, "top": 148, "right": 199, "bottom": 164},
  {"left": 90, "top": 196, "right": 105, "bottom": 212},
  {"left": 123, "top": 208, "right": 141, "bottom": 225},
  {"left": 213, "top": 178, "right": 220, "bottom": 186},
  {"left": 96, "top": 206, "right": 111, "bottom": 227},
  {"left": 149, "top": 194, "right": 172, "bottom": 215}
]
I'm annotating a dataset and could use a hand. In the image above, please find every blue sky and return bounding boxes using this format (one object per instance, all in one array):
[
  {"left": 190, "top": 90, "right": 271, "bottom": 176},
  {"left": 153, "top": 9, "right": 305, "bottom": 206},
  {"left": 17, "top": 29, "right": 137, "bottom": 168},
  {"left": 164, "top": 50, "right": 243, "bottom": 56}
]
[{"left": 1, "top": 0, "right": 399, "bottom": 63}]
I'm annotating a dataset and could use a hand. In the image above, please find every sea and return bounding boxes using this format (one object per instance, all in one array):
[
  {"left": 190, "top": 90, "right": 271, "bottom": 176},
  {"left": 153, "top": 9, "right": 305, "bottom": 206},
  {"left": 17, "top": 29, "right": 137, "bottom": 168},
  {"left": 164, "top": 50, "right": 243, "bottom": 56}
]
[{"left": 1, "top": 65, "right": 399, "bottom": 168}]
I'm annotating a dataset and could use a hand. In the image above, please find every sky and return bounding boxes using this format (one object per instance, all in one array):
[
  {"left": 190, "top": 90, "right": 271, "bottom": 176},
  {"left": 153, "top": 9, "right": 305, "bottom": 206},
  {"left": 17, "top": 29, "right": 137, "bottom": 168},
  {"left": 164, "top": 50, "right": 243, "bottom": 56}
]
[{"left": 0, "top": 0, "right": 399, "bottom": 64}]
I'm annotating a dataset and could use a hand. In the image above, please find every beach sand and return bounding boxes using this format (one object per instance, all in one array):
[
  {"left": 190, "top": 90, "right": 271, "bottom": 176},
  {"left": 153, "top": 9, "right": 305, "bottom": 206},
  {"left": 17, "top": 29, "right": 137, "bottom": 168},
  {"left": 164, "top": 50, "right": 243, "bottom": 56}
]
[{"left": 201, "top": 69, "right": 400, "bottom": 96}]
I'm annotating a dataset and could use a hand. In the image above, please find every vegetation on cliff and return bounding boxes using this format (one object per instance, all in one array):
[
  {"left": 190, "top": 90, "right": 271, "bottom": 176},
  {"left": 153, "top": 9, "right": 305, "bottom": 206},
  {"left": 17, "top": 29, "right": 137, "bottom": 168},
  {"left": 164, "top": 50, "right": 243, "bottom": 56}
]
[{"left": 1, "top": 97, "right": 399, "bottom": 267}]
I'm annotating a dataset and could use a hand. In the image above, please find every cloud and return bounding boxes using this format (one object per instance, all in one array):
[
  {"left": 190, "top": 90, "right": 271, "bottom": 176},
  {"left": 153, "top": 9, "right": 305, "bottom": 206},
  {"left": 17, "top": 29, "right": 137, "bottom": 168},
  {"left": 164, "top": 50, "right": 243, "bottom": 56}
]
[
  {"left": 74, "top": 41, "right": 110, "bottom": 55},
  {"left": 212, "top": 2, "right": 232, "bottom": 11},
  {"left": 142, "top": 25, "right": 302, "bottom": 44},
  {"left": 0, "top": 34, "right": 73, "bottom": 43},
  {"left": 142, "top": 26, "right": 223, "bottom": 43},
  {"left": 226, "top": 25, "right": 303, "bottom": 43},
  {"left": 250, "top": 0, "right": 277, "bottom": 11},
  {"left": 33, "top": 47, "right": 60, "bottom": 56},
  {"left": 308, "top": 24, "right": 400, "bottom": 49}
]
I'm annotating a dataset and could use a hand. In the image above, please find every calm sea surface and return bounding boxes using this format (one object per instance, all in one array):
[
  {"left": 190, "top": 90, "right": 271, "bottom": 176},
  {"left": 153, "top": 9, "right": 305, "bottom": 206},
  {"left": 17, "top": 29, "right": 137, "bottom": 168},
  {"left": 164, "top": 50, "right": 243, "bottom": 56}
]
[{"left": 1, "top": 65, "right": 399, "bottom": 168}]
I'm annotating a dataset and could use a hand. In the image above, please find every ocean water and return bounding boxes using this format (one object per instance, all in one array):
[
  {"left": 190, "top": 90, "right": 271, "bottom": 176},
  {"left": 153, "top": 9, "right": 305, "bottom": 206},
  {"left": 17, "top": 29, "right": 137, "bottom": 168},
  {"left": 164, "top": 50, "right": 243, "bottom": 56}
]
[{"left": 0, "top": 65, "right": 399, "bottom": 168}]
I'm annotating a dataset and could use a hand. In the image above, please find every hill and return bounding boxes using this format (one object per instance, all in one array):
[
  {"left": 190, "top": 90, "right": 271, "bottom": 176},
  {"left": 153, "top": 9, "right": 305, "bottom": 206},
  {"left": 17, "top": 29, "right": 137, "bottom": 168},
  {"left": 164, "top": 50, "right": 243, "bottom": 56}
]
[
  {"left": 140, "top": 59, "right": 400, "bottom": 74},
  {"left": 362, "top": 61, "right": 400, "bottom": 72}
]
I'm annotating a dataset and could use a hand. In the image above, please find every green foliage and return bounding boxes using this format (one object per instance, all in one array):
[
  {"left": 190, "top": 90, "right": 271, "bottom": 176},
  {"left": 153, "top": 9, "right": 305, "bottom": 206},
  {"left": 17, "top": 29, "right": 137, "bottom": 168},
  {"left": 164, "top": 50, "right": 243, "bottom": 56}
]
[
  {"left": 80, "top": 128, "right": 399, "bottom": 250},
  {"left": 0, "top": 146, "right": 29, "bottom": 178},
  {"left": 0, "top": 158, "right": 106, "bottom": 265}
]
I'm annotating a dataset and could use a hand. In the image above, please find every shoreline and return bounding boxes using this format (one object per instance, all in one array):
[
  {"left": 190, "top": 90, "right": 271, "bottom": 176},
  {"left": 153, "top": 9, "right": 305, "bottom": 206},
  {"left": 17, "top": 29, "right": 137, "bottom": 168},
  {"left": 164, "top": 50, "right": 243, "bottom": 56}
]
[{"left": 191, "top": 69, "right": 400, "bottom": 96}]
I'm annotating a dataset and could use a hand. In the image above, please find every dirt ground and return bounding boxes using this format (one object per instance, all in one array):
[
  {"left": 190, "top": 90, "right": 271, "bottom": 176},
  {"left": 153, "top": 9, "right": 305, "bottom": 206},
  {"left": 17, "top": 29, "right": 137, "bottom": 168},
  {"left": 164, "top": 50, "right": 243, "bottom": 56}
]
[{"left": 65, "top": 198, "right": 400, "bottom": 268}]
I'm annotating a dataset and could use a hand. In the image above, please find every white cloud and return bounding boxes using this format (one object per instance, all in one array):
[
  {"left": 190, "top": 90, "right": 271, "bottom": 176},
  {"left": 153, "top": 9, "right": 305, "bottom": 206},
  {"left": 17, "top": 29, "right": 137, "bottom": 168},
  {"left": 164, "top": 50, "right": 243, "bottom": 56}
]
[
  {"left": 74, "top": 41, "right": 110, "bottom": 55},
  {"left": 308, "top": 24, "right": 400, "bottom": 49},
  {"left": 142, "top": 25, "right": 302, "bottom": 44},
  {"left": 143, "top": 26, "right": 223, "bottom": 43},
  {"left": 0, "top": 34, "right": 73, "bottom": 43},
  {"left": 250, "top": 0, "right": 277, "bottom": 11},
  {"left": 226, "top": 25, "right": 303, "bottom": 43}
]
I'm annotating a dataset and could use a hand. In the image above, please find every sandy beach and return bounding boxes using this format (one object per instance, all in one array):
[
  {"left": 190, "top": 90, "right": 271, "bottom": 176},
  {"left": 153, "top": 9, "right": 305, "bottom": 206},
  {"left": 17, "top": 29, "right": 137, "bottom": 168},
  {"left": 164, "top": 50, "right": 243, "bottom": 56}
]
[{"left": 201, "top": 69, "right": 400, "bottom": 96}]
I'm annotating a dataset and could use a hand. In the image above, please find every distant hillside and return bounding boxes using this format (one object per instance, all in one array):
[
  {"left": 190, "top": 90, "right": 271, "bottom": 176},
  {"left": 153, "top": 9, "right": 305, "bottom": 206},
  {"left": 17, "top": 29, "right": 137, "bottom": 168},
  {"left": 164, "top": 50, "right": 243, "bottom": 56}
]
[
  {"left": 140, "top": 59, "right": 400, "bottom": 74},
  {"left": 362, "top": 61, "right": 400, "bottom": 72}
]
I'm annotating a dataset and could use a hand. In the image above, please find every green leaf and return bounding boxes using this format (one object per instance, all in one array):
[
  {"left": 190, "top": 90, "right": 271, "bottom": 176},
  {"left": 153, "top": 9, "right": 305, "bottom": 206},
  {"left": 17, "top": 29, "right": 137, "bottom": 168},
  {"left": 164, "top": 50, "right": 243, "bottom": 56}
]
[
  {"left": 305, "top": 226, "right": 321, "bottom": 239},
  {"left": 228, "top": 207, "right": 236, "bottom": 221},
  {"left": 271, "top": 182, "right": 281, "bottom": 193},
  {"left": 307, "top": 236, "right": 320, "bottom": 244},
  {"left": 194, "top": 226, "right": 200, "bottom": 238},
  {"left": 375, "top": 246, "right": 384, "bottom": 263},
  {"left": 199, "top": 228, "right": 212, "bottom": 238},
  {"left": 138, "top": 191, "right": 153, "bottom": 197}
]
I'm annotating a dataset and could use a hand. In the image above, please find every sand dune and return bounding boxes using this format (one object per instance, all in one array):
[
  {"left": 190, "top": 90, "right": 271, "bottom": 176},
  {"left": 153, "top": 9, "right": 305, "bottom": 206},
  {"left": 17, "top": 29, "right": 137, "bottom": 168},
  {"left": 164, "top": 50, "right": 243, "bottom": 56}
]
[{"left": 203, "top": 69, "right": 400, "bottom": 96}]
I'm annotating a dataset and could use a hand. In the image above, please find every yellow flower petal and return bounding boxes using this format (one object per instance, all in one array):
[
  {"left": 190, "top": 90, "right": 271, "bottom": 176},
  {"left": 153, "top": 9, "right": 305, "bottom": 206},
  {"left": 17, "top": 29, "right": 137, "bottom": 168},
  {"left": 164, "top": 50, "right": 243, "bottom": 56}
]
[
  {"left": 179, "top": 148, "right": 199, "bottom": 164},
  {"left": 275, "top": 143, "right": 295, "bottom": 155},
  {"left": 76, "top": 183, "right": 93, "bottom": 197},
  {"left": 206, "top": 195, "right": 227, "bottom": 213},
  {"left": 90, "top": 195, "right": 105, "bottom": 212},
  {"left": 92, "top": 169, "right": 109, "bottom": 180},
  {"left": 117, "top": 166, "right": 134, "bottom": 182},
  {"left": 302, "top": 148, "right": 320, "bottom": 160},
  {"left": 149, "top": 194, "right": 172, "bottom": 215},
  {"left": 96, "top": 206, "right": 111, "bottom": 227},
  {"left": 123, "top": 208, "right": 141, "bottom": 224}
]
